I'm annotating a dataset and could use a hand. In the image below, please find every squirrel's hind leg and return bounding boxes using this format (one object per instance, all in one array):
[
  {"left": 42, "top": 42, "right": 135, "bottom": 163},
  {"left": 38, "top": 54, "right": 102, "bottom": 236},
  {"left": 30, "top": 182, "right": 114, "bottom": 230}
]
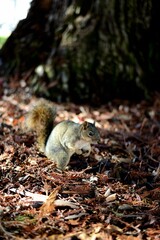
[
  {"left": 45, "top": 144, "right": 71, "bottom": 171},
  {"left": 54, "top": 149, "right": 70, "bottom": 171}
]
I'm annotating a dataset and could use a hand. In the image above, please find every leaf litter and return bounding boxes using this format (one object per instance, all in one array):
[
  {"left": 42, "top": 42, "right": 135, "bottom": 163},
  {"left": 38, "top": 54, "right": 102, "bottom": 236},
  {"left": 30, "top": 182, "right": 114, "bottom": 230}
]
[{"left": 0, "top": 92, "right": 160, "bottom": 239}]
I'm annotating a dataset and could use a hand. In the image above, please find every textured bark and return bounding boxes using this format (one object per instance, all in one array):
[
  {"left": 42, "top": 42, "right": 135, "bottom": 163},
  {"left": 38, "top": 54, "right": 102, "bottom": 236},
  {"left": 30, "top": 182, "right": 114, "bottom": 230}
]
[
  {"left": 0, "top": 0, "right": 68, "bottom": 78},
  {"left": 0, "top": 0, "right": 159, "bottom": 104}
]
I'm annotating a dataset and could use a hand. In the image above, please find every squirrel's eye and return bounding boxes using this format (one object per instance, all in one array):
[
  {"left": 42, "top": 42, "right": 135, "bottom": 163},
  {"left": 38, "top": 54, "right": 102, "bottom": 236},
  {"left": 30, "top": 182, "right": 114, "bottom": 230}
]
[{"left": 88, "top": 131, "right": 94, "bottom": 137}]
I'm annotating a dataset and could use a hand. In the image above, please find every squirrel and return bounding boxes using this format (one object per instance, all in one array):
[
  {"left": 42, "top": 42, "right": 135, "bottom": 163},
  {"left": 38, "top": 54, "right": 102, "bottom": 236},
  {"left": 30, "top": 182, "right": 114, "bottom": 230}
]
[{"left": 26, "top": 99, "right": 100, "bottom": 170}]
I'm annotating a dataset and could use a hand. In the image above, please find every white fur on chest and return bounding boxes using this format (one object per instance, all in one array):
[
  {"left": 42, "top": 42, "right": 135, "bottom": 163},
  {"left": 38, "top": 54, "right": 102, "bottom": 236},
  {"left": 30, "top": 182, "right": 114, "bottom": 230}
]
[{"left": 75, "top": 140, "right": 90, "bottom": 149}]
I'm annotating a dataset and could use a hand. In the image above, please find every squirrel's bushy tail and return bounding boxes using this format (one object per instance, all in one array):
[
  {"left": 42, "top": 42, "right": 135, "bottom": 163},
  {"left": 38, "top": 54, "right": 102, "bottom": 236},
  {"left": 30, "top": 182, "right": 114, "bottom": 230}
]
[{"left": 26, "top": 99, "right": 56, "bottom": 152}]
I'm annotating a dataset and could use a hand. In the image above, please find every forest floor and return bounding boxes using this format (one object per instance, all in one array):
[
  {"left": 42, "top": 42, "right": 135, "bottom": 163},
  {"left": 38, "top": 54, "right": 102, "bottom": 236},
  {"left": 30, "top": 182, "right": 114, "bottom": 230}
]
[{"left": 0, "top": 88, "right": 160, "bottom": 240}]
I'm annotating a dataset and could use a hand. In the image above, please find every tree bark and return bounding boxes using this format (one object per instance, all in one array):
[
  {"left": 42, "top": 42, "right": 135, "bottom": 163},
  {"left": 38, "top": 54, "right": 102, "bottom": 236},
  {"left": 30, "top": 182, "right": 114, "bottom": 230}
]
[{"left": 0, "top": 0, "right": 159, "bottom": 104}]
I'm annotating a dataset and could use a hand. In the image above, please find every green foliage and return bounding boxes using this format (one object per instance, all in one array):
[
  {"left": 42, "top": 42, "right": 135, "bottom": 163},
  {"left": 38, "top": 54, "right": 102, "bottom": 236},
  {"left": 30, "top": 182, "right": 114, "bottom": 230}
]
[{"left": 0, "top": 36, "right": 7, "bottom": 48}]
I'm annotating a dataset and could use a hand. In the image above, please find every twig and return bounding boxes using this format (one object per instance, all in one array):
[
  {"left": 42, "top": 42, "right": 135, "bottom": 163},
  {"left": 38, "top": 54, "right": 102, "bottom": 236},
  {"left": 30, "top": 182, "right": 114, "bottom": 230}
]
[{"left": 0, "top": 221, "right": 16, "bottom": 239}]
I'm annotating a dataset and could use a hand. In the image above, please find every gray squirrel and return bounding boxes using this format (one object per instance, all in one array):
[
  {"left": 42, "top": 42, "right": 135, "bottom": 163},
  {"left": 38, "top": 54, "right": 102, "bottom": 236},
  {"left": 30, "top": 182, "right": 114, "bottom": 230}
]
[{"left": 26, "top": 99, "right": 100, "bottom": 170}]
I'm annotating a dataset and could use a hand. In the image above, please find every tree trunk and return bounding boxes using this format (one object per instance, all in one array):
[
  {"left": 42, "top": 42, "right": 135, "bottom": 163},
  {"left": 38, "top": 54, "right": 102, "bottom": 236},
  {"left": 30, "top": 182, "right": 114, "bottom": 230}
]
[{"left": 0, "top": 0, "right": 159, "bottom": 104}]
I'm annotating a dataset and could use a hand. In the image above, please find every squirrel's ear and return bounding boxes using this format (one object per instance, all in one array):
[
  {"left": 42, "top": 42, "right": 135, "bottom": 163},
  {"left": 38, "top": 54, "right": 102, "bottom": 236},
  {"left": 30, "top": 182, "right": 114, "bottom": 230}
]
[{"left": 82, "top": 121, "right": 89, "bottom": 130}]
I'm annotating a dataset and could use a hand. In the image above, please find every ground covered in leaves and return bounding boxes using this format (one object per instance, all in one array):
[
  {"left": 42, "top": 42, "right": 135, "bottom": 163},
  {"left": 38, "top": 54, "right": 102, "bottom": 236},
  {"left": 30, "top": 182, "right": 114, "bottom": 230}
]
[{"left": 0, "top": 90, "right": 160, "bottom": 240}]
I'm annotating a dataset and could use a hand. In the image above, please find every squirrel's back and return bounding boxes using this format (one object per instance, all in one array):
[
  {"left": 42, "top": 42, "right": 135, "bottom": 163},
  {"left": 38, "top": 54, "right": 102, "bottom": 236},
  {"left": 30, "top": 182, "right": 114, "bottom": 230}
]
[{"left": 26, "top": 99, "right": 56, "bottom": 151}]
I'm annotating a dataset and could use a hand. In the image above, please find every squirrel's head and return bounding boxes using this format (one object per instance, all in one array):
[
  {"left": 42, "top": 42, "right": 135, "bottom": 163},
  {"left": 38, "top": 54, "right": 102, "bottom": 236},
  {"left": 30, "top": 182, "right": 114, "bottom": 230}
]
[{"left": 80, "top": 121, "right": 100, "bottom": 142}]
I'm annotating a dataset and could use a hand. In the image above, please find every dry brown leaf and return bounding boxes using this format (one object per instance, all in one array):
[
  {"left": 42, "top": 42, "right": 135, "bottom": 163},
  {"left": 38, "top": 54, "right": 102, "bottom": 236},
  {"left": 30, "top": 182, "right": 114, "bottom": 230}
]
[
  {"left": 64, "top": 212, "right": 87, "bottom": 220},
  {"left": 10, "top": 188, "right": 48, "bottom": 202},
  {"left": 106, "top": 224, "right": 123, "bottom": 234},
  {"left": 0, "top": 92, "right": 160, "bottom": 239},
  {"left": 78, "top": 231, "right": 113, "bottom": 240},
  {"left": 116, "top": 235, "right": 142, "bottom": 240},
  {"left": 111, "top": 155, "right": 132, "bottom": 163},
  {"left": 54, "top": 199, "right": 79, "bottom": 209},
  {"left": 48, "top": 234, "right": 64, "bottom": 240},
  {"left": 39, "top": 186, "right": 60, "bottom": 218},
  {"left": 106, "top": 193, "right": 117, "bottom": 202}
]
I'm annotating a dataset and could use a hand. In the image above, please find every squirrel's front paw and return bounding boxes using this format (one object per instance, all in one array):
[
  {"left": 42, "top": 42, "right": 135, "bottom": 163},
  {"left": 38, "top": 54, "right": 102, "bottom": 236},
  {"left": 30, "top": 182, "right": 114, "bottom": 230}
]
[
  {"left": 75, "top": 149, "right": 83, "bottom": 155},
  {"left": 81, "top": 149, "right": 90, "bottom": 157},
  {"left": 76, "top": 148, "right": 90, "bottom": 157}
]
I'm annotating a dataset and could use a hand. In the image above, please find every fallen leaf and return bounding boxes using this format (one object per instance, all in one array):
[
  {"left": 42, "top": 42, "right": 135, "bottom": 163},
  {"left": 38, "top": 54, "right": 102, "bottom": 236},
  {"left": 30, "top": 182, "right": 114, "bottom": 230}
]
[
  {"left": 39, "top": 187, "right": 60, "bottom": 218},
  {"left": 106, "top": 193, "right": 117, "bottom": 202}
]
